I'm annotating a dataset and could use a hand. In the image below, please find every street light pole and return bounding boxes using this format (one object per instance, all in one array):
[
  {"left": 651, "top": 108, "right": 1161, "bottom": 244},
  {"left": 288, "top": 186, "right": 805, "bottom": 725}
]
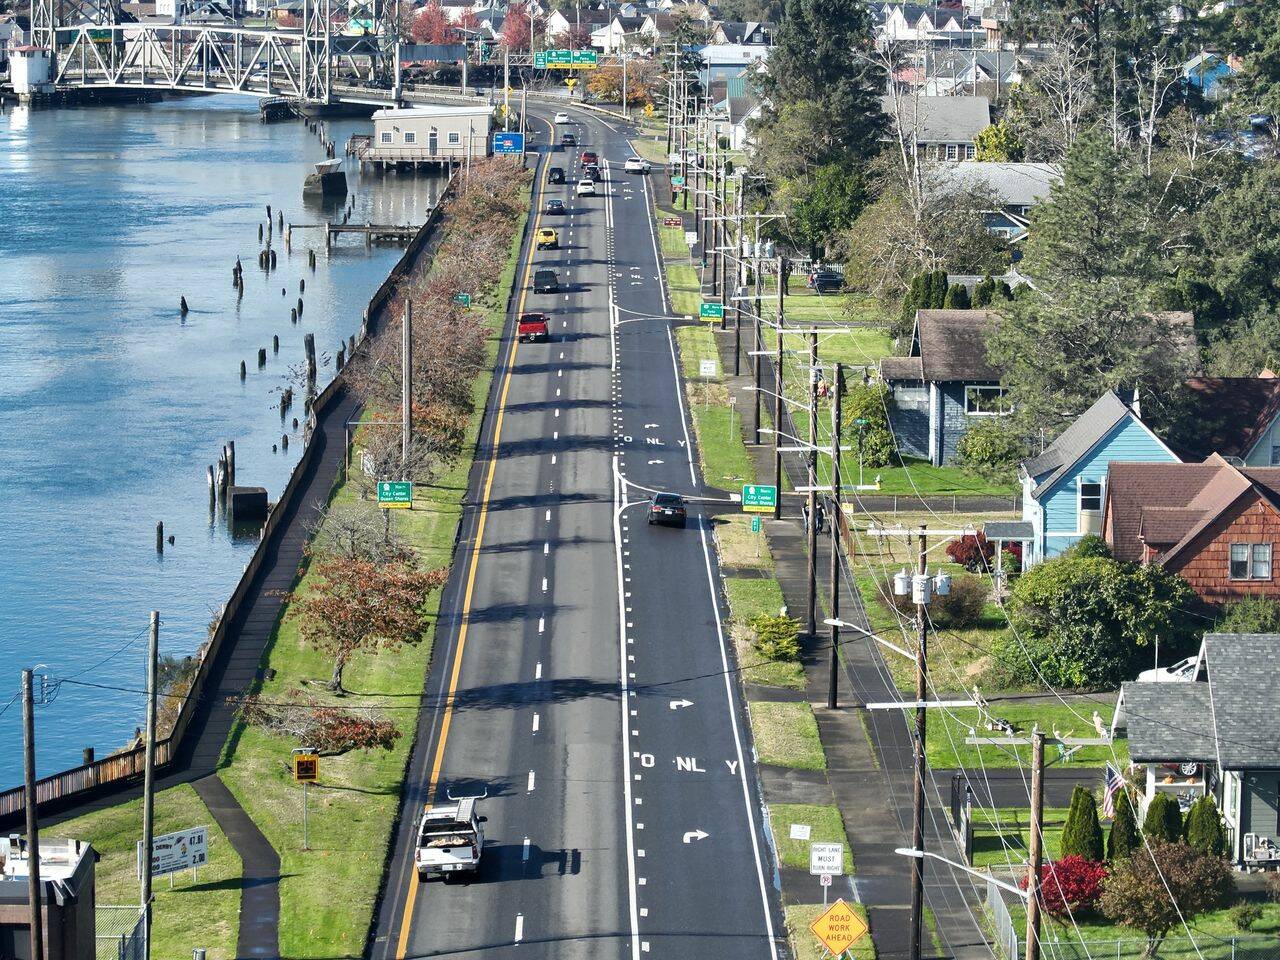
[
  {"left": 827, "top": 364, "right": 844, "bottom": 709},
  {"left": 22, "top": 669, "right": 42, "bottom": 960},
  {"left": 806, "top": 328, "right": 819, "bottom": 638},
  {"left": 141, "top": 610, "right": 159, "bottom": 960},
  {"left": 910, "top": 529, "right": 929, "bottom": 960},
  {"left": 772, "top": 255, "right": 786, "bottom": 521}
]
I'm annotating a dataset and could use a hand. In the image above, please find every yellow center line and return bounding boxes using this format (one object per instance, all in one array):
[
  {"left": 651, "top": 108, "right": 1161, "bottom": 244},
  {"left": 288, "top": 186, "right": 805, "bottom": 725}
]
[{"left": 394, "top": 117, "right": 554, "bottom": 960}]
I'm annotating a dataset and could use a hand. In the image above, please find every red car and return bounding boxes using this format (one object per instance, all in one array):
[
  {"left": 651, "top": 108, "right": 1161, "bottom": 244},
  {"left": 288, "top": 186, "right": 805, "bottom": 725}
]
[
  {"left": 518, "top": 313, "right": 550, "bottom": 343},
  {"left": 580, "top": 150, "right": 598, "bottom": 166}
]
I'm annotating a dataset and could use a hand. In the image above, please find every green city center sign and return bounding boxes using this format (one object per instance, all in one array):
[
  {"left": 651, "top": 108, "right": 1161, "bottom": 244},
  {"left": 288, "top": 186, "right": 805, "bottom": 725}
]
[
  {"left": 534, "top": 49, "right": 598, "bottom": 69},
  {"left": 741, "top": 484, "right": 777, "bottom": 513},
  {"left": 452, "top": 293, "right": 472, "bottom": 307},
  {"left": 377, "top": 480, "right": 413, "bottom": 509},
  {"left": 699, "top": 302, "right": 724, "bottom": 321}
]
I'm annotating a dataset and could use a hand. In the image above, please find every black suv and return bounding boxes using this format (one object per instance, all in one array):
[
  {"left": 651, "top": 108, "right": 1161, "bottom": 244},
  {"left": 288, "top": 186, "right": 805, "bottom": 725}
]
[
  {"left": 547, "top": 166, "right": 565, "bottom": 184},
  {"left": 808, "top": 269, "right": 844, "bottom": 294},
  {"left": 533, "top": 269, "right": 559, "bottom": 294}
]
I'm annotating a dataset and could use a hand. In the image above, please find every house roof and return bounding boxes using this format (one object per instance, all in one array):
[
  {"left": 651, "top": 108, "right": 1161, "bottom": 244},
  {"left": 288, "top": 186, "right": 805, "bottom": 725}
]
[
  {"left": 1021, "top": 390, "right": 1150, "bottom": 496},
  {"left": 1124, "top": 634, "right": 1280, "bottom": 767},
  {"left": 880, "top": 94, "right": 991, "bottom": 144},
  {"left": 930, "top": 162, "right": 1061, "bottom": 209},
  {"left": 879, "top": 355, "right": 924, "bottom": 381},
  {"left": 725, "top": 94, "right": 760, "bottom": 126},
  {"left": 1104, "top": 456, "right": 1280, "bottom": 564},
  {"left": 887, "top": 309, "right": 998, "bottom": 383},
  {"left": 1173, "top": 376, "right": 1280, "bottom": 460},
  {"left": 925, "top": 48, "right": 1022, "bottom": 81}
]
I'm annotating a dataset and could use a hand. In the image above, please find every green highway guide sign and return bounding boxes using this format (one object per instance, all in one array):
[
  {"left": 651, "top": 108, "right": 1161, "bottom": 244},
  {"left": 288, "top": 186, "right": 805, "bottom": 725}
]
[
  {"left": 670, "top": 175, "right": 686, "bottom": 186},
  {"left": 534, "top": 49, "right": 598, "bottom": 69},
  {"left": 377, "top": 481, "right": 413, "bottom": 509},
  {"left": 742, "top": 484, "right": 777, "bottom": 513},
  {"left": 751, "top": 515, "right": 762, "bottom": 533},
  {"left": 453, "top": 293, "right": 472, "bottom": 307},
  {"left": 700, "top": 302, "right": 724, "bottom": 320}
]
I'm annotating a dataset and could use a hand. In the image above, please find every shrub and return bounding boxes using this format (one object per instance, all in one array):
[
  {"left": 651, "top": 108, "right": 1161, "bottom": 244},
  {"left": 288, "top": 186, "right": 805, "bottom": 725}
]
[
  {"left": 1143, "top": 793, "right": 1183, "bottom": 844},
  {"left": 1184, "top": 796, "right": 1226, "bottom": 857},
  {"left": 1001, "top": 545, "right": 1023, "bottom": 575},
  {"left": 946, "top": 532, "right": 995, "bottom": 572},
  {"left": 1230, "top": 902, "right": 1263, "bottom": 931},
  {"left": 845, "top": 381, "right": 899, "bottom": 469},
  {"left": 1099, "top": 842, "right": 1234, "bottom": 958},
  {"left": 891, "top": 575, "right": 988, "bottom": 629},
  {"left": 944, "top": 283, "right": 971, "bottom": 309},
  {"left": 1068, "top": 534, "right": 1112, "bottom": 559},
  {"left": 750, "top": 615, "right": 801, "bottom": 661},
  {"left": 956, "top": 418, "right": 1025, "bottom": 481},
  {"left": 1021, "top": 855, "right": 1107, "bottom": 919},
  {"left": 1265, "top": 871, "right": 1280, "bottom": 904},
  {"left": 1217, "top": 596, "right": 1280, "bottom": 634},
  {"left": 1109, "top": 791, "right": 1139, "bottom": 861},
  {"left": 1061, "top": 785, "right": 1106, "bottom": 862}
]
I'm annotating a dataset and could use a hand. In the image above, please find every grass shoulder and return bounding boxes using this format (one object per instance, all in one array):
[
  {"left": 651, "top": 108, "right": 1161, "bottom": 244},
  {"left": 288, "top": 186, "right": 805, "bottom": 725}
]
[
  {"left": 768, "top": 803, "right": 853, "bottom": 874},
  {"left": 749, "top": 701, "right": 825, "bottom": 770},
  {"left": 785, "top": 903, "right": 876, "bottom": 960}
]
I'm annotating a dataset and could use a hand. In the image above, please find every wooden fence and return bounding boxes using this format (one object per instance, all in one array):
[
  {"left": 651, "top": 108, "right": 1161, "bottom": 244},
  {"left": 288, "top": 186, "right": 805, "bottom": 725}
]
[{"left": 0, "top": 175, "right": 457, "bottom": 820}]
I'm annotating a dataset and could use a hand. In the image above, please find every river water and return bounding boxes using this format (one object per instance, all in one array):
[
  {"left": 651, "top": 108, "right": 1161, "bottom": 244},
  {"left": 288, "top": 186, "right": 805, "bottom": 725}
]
[{"left": 0, "top": 94, "right": 445, "bottom": 782}]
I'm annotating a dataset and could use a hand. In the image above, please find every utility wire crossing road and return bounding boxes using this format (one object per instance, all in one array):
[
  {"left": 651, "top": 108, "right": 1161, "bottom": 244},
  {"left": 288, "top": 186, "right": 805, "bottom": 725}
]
[{"left": 369, "top": 106, "right": 785, "bottom": 959}]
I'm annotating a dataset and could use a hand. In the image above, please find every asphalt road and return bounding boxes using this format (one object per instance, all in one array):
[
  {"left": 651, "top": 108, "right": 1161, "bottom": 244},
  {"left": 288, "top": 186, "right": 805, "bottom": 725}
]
[{"left": 369, "top": 105, "right": 786, "bottom": 960}]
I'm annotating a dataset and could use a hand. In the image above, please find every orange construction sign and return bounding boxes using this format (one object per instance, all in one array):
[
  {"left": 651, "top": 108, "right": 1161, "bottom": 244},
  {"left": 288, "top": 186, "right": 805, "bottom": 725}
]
[{"left": 810, "top": 899, "right": 869, "bottom": 956}]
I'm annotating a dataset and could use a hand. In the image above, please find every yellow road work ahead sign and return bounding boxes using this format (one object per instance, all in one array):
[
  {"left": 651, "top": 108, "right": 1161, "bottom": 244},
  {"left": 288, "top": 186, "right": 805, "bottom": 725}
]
[{"left": 810, "top": 899, "right": 868, "bottom": 956}]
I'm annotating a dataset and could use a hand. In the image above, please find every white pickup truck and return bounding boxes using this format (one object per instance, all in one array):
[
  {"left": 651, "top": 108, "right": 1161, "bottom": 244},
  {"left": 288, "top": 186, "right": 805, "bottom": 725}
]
[{"left": 415, "top": 797, "right": 484, "bottom": 880}]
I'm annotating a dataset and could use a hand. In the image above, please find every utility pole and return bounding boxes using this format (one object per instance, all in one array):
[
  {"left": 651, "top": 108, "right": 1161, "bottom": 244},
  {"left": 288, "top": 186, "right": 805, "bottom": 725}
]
[
  {"left": 752, "top": 218, "right": 763, "bottom": 443},
  {"left": 401, "top": 301, "right": 412, "bottom": 469},
  {"left": 22, "top": 669, "right": 42, "bottom": 960},
  {"left": 503, "top": 46, "right": 510, "bottom": 132},
  {"left": 827, "top": 364, "right": 844, "bottom": 710},
  {"left": 806, "top": 329, "right": 819, "bottom": 638},
  {"left": 910, "top": 529, "right": 929, "bottom": 960},
  {"left": 773, "top": 255, "right": 786, "bottom": 521},
  {"left": 732, "top": 173, "right": 744, "bottom": 373},
  {"left": 621, "top": 50, "right": 628, "bottom": 120},
  {"left": 141, "top": 610, "right": 159, "bottom": 960},
  {"left": 1026, "top": 730, "right": 1046, "bottom": 960}
]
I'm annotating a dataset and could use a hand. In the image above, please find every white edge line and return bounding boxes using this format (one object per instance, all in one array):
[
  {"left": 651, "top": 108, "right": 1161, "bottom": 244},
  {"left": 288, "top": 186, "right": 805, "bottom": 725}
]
[{"left": 613, "top": 454, "right": 643, "bottom": 960}]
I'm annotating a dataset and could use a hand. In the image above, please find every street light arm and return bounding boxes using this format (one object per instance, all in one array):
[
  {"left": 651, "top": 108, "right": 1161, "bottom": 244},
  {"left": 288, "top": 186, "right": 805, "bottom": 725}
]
[
  {"left": 824, "top": 618, "right": 914, "bottom": 661},
  {"left": 894, "top": 849, "right": 1029, "bottom": 900}
]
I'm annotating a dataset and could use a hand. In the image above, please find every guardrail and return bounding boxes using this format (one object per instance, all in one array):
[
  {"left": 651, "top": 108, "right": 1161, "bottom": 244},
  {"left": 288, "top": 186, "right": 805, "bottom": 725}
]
[{"left": 0, "top": 174, "right": 458, "bottom": 821}]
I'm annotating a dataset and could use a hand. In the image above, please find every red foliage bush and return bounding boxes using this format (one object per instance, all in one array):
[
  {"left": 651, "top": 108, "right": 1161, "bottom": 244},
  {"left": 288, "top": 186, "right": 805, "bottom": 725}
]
[
  {"left": 946, "top": 532, "right": 995, "bottom": 571},
  {"left": 1020, "top": 855, "right": 1108, "bottom": 919}
]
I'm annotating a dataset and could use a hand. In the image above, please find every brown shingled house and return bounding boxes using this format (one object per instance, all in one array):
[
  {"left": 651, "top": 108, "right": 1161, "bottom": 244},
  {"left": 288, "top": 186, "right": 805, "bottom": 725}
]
[
  {"left": 1163, "top": 373, "right": 1280, "bottom": 466},
  {"left": 1103, "top": 454, "right": 1280, "bottom": 603}
]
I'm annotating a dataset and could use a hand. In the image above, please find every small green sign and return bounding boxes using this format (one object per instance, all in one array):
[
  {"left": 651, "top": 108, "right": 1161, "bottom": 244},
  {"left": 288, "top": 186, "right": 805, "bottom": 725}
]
[
  {"left": 670, "top": 175, "right": 686, "bottom": 186},
  {"left": 751, "top": 515, "right": 762, "bottom": 533},
  {"left": 699, "top": 302, "right": 724, "bottom": 320},
  {"left": 453, "top": 293, "right": 472, "bottom": 307},
  {"left": 534, "top": 51, "right": 547, "bottom": 68},
  {"left": 741, "top": 484, "right": 777, "bottom": 514},
  {"left": 377, "top": 480, "right": 413, "bottom": 509},
  {"left": 534, "top": 49, "right": 597, "bottom": 69}
]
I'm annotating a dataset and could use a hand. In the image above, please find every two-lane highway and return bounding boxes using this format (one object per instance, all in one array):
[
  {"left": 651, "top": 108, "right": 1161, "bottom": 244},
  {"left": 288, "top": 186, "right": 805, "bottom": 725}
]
[{"left": 370, "top": 103, "right": 784, "bottom": 960}]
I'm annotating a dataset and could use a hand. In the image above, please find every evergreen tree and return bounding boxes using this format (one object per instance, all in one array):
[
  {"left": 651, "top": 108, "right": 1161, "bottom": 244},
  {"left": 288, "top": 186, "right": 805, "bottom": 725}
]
[
  {"left": 1108, "top": 791, "right": 1139, "bottom": 861},
  {"left": 973, "top": 275, "right": 994, "bottom": 307},
  {"left": 929, "top": 270, "right": 949, "bottom": 308},
  {"left": 1184, "top": 796, "right": 1226, "bottom": 858},
  {"left": 1143, "top": 792, "right": 1183, "bottom": 844},
  {"left": 1061, "top": 785, "right": 1106, "bottom": 861},
  {"left": 944, "top": 284, "right": 971, "bottom": 309},
  {"left": 901, "top": 272, "right": 926, "bottom": 326},
  {"left": 995, "top": 280, "right": 1014, "bottom": 301}
]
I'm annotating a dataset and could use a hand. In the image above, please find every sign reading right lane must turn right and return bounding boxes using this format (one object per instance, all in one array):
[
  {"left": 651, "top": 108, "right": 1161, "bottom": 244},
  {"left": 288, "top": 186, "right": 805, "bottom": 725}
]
[{"left": 809, "top": 841, "right": 845, "bottom": 876}]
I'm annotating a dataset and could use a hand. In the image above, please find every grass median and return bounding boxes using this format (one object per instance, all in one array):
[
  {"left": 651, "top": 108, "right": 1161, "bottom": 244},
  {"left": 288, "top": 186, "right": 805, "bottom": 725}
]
[
  {"left": 750, "top": 701, "right": 825, "bottom": 770},
  {"left": 673, "top": 324, "right": 755, "bottom": 490},
  {"left": 786, "top": 903, "right": 876, "bottom": 960},
  {"left": 768, "top": 803, "right": 854, "bottom": 873}
]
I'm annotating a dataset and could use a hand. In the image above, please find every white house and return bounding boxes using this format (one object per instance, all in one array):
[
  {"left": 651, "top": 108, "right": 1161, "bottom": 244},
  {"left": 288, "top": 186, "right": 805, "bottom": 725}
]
[{"left": 362, "top": 104, "right": 493, "bottom": 165}]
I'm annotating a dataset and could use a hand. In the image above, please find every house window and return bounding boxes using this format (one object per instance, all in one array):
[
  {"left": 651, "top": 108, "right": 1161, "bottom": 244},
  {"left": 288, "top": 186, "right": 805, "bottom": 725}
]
[
  {"left": 965, "top": 144, "right": 976, "bottom": 159},
  {"left": 447, "top": 131, "right": 462, "bottom": 145},
  {"left": 964, "top": 385, "right": 1011, "bottom": 416},
  {"left": 403, "top": 131, "right": 416, "bottom": 145},
  {"left": 946, "top": 143, "right": 959, "bottom": 160},
  {"left": 1079, "top": 481, "right": 1102, "bottom": 513},
  {"left": 379, "top": 131, "right": 393, "bottom": 144},
  {"left": 1230, "top": 543, "right": 1273, "bottom": 580},
  {"left": 1271, "top": 444, "right": 1280, "bottom": 466}
]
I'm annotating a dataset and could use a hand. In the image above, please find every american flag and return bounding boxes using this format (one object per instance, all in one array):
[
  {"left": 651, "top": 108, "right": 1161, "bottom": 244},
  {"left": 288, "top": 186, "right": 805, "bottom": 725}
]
[{"left": 1103, "top": 763, "right": 1125, "bottom": 818}]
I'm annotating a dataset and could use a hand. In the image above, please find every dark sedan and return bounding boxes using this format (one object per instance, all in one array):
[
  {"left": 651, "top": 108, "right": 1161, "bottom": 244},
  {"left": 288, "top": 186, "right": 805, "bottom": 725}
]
[{"left": 647, "top": 493, "right": 687, "bottom": 527}]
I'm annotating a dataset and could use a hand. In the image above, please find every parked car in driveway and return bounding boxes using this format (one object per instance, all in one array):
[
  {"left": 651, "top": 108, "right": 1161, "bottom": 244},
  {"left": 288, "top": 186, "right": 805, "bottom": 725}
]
[
  {"left": 517, "top": 313, "right": 550, "bottom": 343},
  {"left": 576, "top": 179, "right": 596, "bottom": 197},
  {"left": 1137, "top": 656, "right": 1198, "bottom": 683},
  {"left": 623, "top": 157, "right": 651, "bottom": 173},
  {"left": 533, "top": 269, "right": 559, "bottom": 293},
  {"left": 808, "top": 268, "right": 844, "bottom": 294},
  {"left": 647, "top": 493, "right": 687, "bottom": 527}
]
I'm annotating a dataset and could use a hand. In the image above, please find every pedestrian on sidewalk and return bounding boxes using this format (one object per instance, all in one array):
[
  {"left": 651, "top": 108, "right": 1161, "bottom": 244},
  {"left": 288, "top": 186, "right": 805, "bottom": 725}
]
[
  {"left": 802, "top": 502, "right": 811, "bottom": 533},
  {"left": 815, "top": 500, "right": 826, "bottom": 535}
]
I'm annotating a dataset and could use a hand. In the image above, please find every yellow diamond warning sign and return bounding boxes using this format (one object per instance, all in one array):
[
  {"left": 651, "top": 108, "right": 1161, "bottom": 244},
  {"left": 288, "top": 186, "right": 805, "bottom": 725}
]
[{"left": 810, "top": 899, "right": 869, "bottom": 956}]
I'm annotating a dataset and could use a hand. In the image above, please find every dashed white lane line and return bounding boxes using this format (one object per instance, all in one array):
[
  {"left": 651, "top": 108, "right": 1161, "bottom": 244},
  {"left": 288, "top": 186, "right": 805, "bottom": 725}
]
[
  {"left": 555, "top": 409, "right": 561, "bottom": 418},
  {"left": 542, "top": 577, "right": 548, "bottom": 592},
  {"left": 535, "top": 661, "right": 543, "bottom": 679},
  {"left": 538, "top": 616, "right": 546, "bottom": 633},
  {"left": 551, "top": 454, "right": 558, "bottom": 464},
  {"left": 522, "top": 836, "right": 531, "bottom": 861},
  {"left": 545, "top": 510, "right": 551, "bottom": 522},
  {"left": 532, "top": 712, "right": 540, "bottom": 733},
  {"left": 514, "top": 914, "right": 524, "bottom": 943},
  {"left": 544, "top": 541, "right": 550, "bottom": 555},
  {"left": 527, "top": 770, "right": 536, "bottom": 792}
]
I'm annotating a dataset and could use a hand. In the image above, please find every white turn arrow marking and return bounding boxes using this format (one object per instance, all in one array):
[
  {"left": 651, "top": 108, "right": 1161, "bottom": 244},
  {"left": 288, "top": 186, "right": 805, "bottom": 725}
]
[
  {"left": 669, "top": 699, "right": 694, "bottom": 710},
  {"left": 682, "top": 830, "right": 709, "bottom": 844}
]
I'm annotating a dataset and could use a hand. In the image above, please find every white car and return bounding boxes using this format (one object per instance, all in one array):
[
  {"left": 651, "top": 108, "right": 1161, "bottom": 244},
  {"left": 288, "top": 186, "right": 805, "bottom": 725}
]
[
  {"left": 1137, "top": 655, "right": 1198, "bottom": 683},
  {"left": 554, "top": 112, "right": 571, "bottom": 124},
  {"left": 576, "top": 178, "right": 596, "bottom": 196},
  {"left": 623, "top": 157, "right": 651, "bottom": 173}
]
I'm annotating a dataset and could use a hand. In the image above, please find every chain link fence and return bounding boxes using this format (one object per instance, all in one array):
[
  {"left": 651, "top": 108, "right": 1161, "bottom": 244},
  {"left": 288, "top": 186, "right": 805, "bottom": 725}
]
[{"left": 96, "top": 905, "right": 144, "bottom": 960}]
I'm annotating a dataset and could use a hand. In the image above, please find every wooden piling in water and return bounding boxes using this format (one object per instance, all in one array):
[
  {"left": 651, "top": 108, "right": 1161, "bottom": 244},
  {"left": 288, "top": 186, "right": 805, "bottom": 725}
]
[
  {"left": 277, "top": 211, "right": 283, "bottom": 230},
  {"left": 282, "top": 433, "right": 289, "bottom": 450},
  {"left": 155, "top": 521, "right": 164, "bottom": 552},
  {"left": 299, "top": 279, "right": 305, "bottom": 293},
  {"left": 226, "top": 441, "right": 236, "bottom": 487},
  {"left": 257, "top": 348, "right": 267, "bottom": 368},
  {"left": 304, "top": 333, "right": 317, "bottom": 383},
  {"left": 258, "top": 223, "right": 264, "bottom": 242},
  {"left": 297, "top": 298, "right": 304, "bottom": 317},
  {"left": 292, "top": 417, "right": 299, "bottom": 430},
  {"left": 239, "top": 360, "right": 247, "bottom": 379},
  {"left": 180, "top": 296, "right": 189, "bottom": 315},
  {"left": 309, "top": 249, "right": 317, "bottom": 270},
  {"left": 269, "top": 249, "right": 277, "bottom": 270},
  {"left": 273, "top": 335, "right": 279, "bottom": 353},
  {"left": 336, "top": 345, "right": 345, "bottom": 370}
]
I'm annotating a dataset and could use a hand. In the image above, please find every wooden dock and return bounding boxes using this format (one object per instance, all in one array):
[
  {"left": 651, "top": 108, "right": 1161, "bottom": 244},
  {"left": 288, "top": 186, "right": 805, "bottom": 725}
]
[{"left": 286, "top": 220, "right": 425, "bottom": 250}]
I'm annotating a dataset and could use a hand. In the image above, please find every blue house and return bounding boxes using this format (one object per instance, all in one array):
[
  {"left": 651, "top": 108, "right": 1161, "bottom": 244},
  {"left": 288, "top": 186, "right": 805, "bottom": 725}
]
[
  {"left": 1181, "top": 52, "right": 1234, "bottom": 100},
  {"left": 881, "top": 309, "right": 1009, "bottom": 467},
  {"left": 1017, "top": 390, "right": 1180, "bottom": 566}
]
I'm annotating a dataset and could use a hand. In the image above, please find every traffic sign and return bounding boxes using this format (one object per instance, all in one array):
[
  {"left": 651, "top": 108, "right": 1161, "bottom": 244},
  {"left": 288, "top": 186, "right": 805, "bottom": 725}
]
[
  {"left": 810, "top": 841, "right": 845, "bottom": 876},
  {"left": 535, "top": 48, "right": 597, "bottom": 69},
  {"left": 293, "top": 753, "right": 320, "bottom": 782},
  {"left": 699, "top": 302, "right": 724, "bottom": 320},
  {"left": 741, "top": 484, "right": 777, "bottom": 514},
  {"left": 671, "top": 175, "right": 686, "bottom": 186},
  {"left": 699, "top": 358, "right": 717, "bottom": 378},
  {"left": 684, "top": 229, "right": 698, "bottom": 245},
  {"left": 663, "top": 216, "right": 682, "bottom": 227},
  {"left": 453, "top": 293, "right": 472, "bottom": 307},
  {"left": 820, "top": 873, "right": 833, "bottom": 887},
  {"left": 565, "top": 77, "right": 577, "bottom": 89},
  {"left": 809, "top": 899, "right": 868, "bottom": 955},
  {"left": 137, "top": 826, "right": 208, "bottom": 879},
  {"left": 377, "top": 480, "right": 413, "bottom": 509},
  {"left": 492, "top": 131, "right": 525, "bottom": 155},
  {"left": 751, "top": 515, "right": 762, "bottom": 534}
]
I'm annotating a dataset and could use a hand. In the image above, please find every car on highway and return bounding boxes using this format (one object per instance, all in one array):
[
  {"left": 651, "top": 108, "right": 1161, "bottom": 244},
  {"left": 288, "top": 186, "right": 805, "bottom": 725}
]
[
  {"left": 544, "top": 198, "right": 566, "bottom": 215},
  {"left": 584, "top": 163, "right": 603, "bottom": 182},
  {"left": 547, "top": 166, "right": 565, "bottom": 184},
  {"left": 535, "top": 227, "right": 559, "bottom": 249},
  {"left": 554, "top": 111, "right": 571, "bottom": 124},
  {"left": 623, "top": 156, "right": 651, "bottom": 173},
  {"left": 647, "top": 493, "right": 687, "bottom": 527},
  {"left": 808, "top": 268, "right": 844, "bottom": 294},
  {"left": 517, "top": 312, "right": 551, "bottom": 343},
  {"left": 576, "top": 178, "right": 596, "bottom": 197},
  {"left": 533, "top": 268, "right": 559, "bottom": 293},
  {"left": 560, "top": 132, "right": 577, "bottom": 147},
  {"left": 580, "top": 149, "right": 598, "bottom": 165}
]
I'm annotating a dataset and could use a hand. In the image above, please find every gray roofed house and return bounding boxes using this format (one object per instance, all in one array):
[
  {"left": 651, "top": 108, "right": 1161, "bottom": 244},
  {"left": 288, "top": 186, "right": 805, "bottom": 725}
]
[
  {"left": 880, "top": 94, "right": 991, "bottom": 161},
  {"left": 929, "top": 162, "right": 1062, "bottom": 242},
  {"left": 879, "top": 309, "right": 1006, "bottom": 466},
  {"left": 1114, "top": 633, "right": 1280, "bottom": 866}
]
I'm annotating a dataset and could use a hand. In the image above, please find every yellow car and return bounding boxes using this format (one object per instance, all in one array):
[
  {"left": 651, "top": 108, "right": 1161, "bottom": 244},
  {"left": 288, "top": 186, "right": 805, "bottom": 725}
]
[{"left": 535, "top": 228, "right": 559, "bottom": 250}]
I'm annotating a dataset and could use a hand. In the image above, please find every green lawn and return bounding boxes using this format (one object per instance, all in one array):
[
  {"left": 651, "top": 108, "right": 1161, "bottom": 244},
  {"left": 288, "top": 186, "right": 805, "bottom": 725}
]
[
  {"left": 667, "top": 261, "right": 702, "bottom": 316},
  {"left": 785, "top": 902, "right": 876, "bottom": 960},
  {"left": 768, "top": 804, "right": 854, "bottom": 873},
  {"left": 725, "top": 577, "right": 788, "bottom": 622},
  {"left": 714, "top": 513, "right": 774, "bottom": 571},
  {"left": 657, "top": 217, "right": 688, "bottom": 259},
  {"left": 862, "top": 458, "right": 1019, "bottom": 498},
  {"left": 926, "top": 702, "right": 1126, "bottom": 770},
  {"left": 674, "top": 325, "right": 756, "bottom": 490},
  {"left": 726, "top": 577, "right": 805, "bottom": 689},
  {"left": 53, "top": 784, "right": 241, "bottom": 960},
  {"left": 749, "top": 701, "right": 826, "bottom": 770},
  {"left": 970, "top": 806, "right": 1068, "bottom": 870},
  {"left": 216, "top": 194, "right": 530, "bottom": 959}
]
